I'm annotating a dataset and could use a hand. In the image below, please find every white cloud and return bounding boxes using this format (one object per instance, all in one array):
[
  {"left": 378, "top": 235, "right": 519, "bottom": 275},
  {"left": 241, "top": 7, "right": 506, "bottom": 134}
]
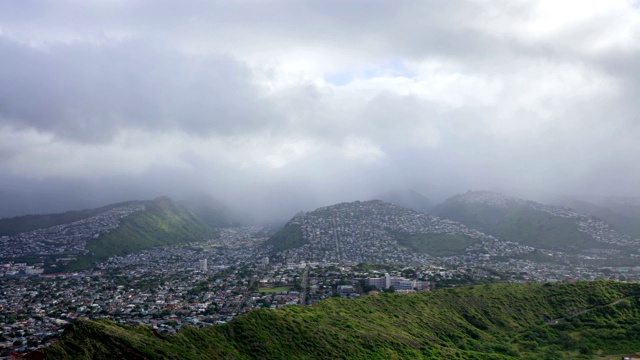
[
  {"left": 2, "top": 0, "right": 640, "bottom": 217},
  {"left": 342, "top": 137, "right": 385, "bottom": 163}
]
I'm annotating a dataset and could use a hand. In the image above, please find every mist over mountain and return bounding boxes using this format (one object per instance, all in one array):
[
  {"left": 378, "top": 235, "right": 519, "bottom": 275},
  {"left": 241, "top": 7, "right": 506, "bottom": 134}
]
[
  {"left": 0, "top": 196, "right": 217, "bottom": 272},
  {"left": 2, "top": 1, "right": 640, "bottom": 224},
  {"left": 431, "top": 191, "right": 640, "bottom": 255},
  {"left": 4, "top": 2, "right": 640, "bottom": 358},
  {"left": 549, "top": 196, "right": 640, "bottom": 239},
  {"left": 5, "top": 192, "right": 640, "bottom": 357},
  {"left": 180, "top": 194, "right": 245, "bottom": 228},
  {"left": 374, "top": 189, "right": 435, "bottom": 213}
]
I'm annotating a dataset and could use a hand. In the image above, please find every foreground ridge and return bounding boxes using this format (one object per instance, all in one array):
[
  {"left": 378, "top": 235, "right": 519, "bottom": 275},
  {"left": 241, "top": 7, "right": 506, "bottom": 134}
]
[{"left": 28, "top": 280, "right": 640, "bottom": 359}]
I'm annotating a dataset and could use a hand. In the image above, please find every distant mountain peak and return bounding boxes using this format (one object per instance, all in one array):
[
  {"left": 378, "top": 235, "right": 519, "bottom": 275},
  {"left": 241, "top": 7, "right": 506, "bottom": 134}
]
[
  {"left": 374, "top": 189, "right": 434, "bottom": 213},
  {"left": 0, "top": 196, "right": 217, "bottom": 271},
  {"left": 266, "top": 199, "right": 533, "bottom": 261},
  {"left": 433, "top": 191, "right": 640, "bottom": 255}
]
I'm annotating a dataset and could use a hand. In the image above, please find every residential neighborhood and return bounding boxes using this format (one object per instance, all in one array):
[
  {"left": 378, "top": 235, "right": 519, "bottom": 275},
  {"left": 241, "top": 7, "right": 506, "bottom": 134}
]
[
  {"left": 2, "top": 199, "right": 640, "bottom": 357},
  {"left": 2, "top": 220, "right": 640, "bottom": 357},
  {"left": 278, "top": 200, "right": 535, "bottom": 266},
  {"left": 0, "top": 204, "right": 145, "bottom": 258}
]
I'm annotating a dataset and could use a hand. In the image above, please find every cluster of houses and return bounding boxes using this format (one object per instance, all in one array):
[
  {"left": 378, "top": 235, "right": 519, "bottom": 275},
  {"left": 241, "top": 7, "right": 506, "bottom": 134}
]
[
  {"left": 277, "top": 200, "right": 534, "bottom": 266},
  {"left": 0, "top": 204, "right": 145, "bottom": 258},
  {"left": 4, "top": 195, "right": 640, "bottom": 357},
  {"left": 0, "top": 226, "right": 446, "bottom": 356}
]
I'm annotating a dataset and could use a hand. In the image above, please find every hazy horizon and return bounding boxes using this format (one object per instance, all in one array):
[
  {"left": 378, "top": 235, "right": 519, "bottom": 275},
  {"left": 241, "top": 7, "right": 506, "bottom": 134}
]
[{"left": 2, "top": 1, "right": 640, "bottom": 221}]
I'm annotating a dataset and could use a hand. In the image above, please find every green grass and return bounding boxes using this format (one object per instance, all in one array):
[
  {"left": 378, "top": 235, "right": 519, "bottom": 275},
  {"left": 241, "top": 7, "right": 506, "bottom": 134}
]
[
  {"left": 432, "top": 199, "right": 600, "bottom": 251},
  {"left": 34, "top": 280, "right": 640, "bottom": 359},
  {"left": 264, "top": 223, "right": 305, "bottom": 252},
  {"left": 259, "top": 287, "right": 293, "bottom": 293},
  {"left": 86, "top": 197, "right": 217, "bottom": 260},
  {"left": 2, "top": 197, "right": 218, "bottom": 272}
]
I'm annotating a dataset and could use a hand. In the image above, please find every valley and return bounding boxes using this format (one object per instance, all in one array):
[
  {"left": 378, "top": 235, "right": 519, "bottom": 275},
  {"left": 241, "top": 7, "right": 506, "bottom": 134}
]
[{"left": 3, "top": 191, "right": 640, "bottom": 358}]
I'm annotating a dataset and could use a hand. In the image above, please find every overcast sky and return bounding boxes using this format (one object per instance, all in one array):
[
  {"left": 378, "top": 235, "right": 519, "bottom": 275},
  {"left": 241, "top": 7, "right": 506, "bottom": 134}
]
[{"left": 1, "top": 0, "right": 639, "bottom": 220}]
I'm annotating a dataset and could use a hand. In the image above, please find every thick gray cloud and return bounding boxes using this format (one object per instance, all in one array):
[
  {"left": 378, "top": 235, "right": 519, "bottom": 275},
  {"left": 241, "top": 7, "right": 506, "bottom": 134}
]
[
  {"left": 0, "top": 38, "right": 276, "bottom": 142},
  {"left": 1, "top": 0, "right": 639, "bottom": 221}
]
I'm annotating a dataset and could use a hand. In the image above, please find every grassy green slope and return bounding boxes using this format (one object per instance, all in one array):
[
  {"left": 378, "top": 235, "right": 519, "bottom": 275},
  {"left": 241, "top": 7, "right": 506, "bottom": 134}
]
[
  {"left": 87, "top": 197, "right": 217, "bottom": 259},
  {"left": 431, "top": 201, "right": 598, "bottom": 250},
  {"left": 32, "top": 281, "right": 640, "bottom": 359},
  {"left": 263, "top": 223, "right": 305, "bottom": 252},
  {"left": 2, "top": 197, "right": 217, "bottom": 272}
]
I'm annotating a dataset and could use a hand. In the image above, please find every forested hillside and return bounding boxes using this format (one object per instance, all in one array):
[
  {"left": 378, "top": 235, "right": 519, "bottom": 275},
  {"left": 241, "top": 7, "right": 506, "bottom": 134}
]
[{"left": 30, "top": 280, "right": 640, "bottom": 359}]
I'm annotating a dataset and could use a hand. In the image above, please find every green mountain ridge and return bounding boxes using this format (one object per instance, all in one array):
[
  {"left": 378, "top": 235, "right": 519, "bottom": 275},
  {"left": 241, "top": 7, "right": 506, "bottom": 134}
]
[
  {"left": 2, "top": 197, "right": 217, "bottom": 271},
  {"left": 551, "top": 196, "right": 640, "bottom": 238},
  {"left": 263, "top": 222, "right": 305, "bottom": 252},
  {"left": 29, "top": 280, "right": 640, "bottom": 359},
  {"left": 262, "top": 200, "right": 504, "bottom": 258},
  {"left": 431, "top": 191, "right": 603, "bottom": 251},
  {"left": 86, "top": 196, "right": 218, "bottom": 260}
]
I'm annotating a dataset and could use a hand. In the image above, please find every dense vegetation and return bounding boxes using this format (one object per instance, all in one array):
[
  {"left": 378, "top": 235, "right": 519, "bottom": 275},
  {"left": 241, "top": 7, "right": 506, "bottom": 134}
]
[
  {"left": 431, "top": 199, "right": 600, "bottom": 251},
  {"left": 4, "top": 197, "right": 218, "bottom": 272},
  {"left": 30, "top": 281, "right": 640, "bottom": 359},
  {"left": 86, "top": 197, "right": 217, "bottom": 260},
  {"left": 263, "top": 223, "right": 305, "bottom": 252}
]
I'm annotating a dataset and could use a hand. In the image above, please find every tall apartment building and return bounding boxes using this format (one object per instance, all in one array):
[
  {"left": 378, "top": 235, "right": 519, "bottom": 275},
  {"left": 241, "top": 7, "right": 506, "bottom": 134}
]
[{"left": 199, "top": 259, "right": 208, "bottom": 272}]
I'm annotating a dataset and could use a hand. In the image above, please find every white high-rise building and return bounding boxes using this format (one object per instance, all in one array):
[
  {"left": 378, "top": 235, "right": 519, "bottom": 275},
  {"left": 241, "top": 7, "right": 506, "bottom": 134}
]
[{"left": 199, "top": 259, "right": 208, "bottom": 272}]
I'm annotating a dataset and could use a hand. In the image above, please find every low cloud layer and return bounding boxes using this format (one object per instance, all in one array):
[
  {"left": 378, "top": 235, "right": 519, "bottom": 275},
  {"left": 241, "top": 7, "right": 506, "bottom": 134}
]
[{"left": 1, "top": 0, "right": 639, "bottom": 220}]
